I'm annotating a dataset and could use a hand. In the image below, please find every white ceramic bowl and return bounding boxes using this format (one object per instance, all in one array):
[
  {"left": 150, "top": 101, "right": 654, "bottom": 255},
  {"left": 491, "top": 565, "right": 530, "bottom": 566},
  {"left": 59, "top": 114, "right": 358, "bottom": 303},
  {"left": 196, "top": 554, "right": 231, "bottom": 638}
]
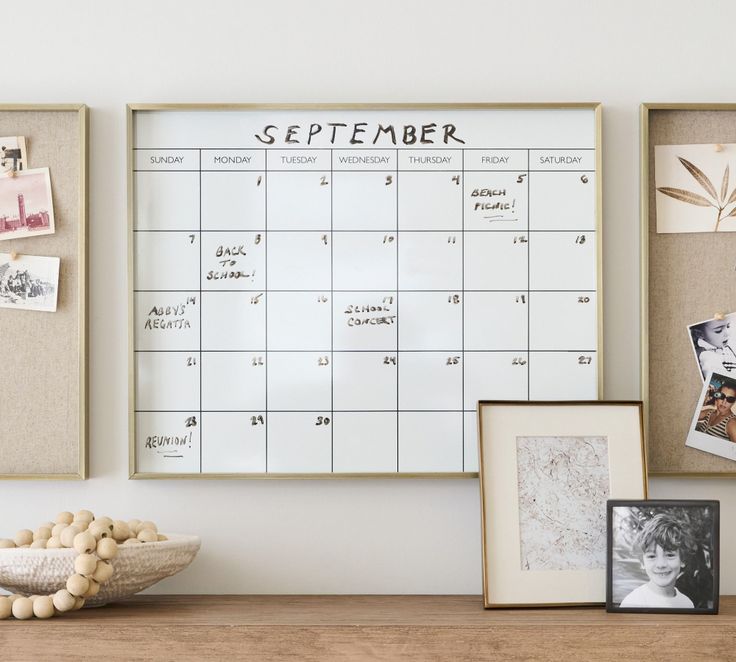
[{"left": 0, "top": 533, "right": 200, "bottom": 606}]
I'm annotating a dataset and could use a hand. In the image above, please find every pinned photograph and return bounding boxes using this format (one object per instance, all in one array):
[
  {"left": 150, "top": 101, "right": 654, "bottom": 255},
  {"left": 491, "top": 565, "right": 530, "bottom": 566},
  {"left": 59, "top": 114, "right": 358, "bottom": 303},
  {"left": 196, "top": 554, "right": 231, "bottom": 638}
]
[
  {"left": 686, "top": 371, "right": 736, "bottom": 460},
  {"left": 0, "top": 167, "right": 55, "bottom": 241},
  {"left": 0, "top": 253, "right": 60, "bottom": 312},
  {"left": 655, "top": 143, "right": 736, "bottom": 233},
  {"left": 688, "top": 313, "right": 736, "bottom": 380},
  {"left": 0, "top": 137, "right": 27, "bottom": 175},
  {"left": 607, "top": 500, "right": 719, "bottom": 614}
]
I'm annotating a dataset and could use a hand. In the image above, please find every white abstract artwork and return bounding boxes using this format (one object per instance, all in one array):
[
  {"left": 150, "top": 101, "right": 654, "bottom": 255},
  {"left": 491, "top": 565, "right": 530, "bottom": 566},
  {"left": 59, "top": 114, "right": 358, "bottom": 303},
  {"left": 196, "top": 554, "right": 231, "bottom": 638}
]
[{"left": 516, "top": 436, "right": 610, "bottom": 572}]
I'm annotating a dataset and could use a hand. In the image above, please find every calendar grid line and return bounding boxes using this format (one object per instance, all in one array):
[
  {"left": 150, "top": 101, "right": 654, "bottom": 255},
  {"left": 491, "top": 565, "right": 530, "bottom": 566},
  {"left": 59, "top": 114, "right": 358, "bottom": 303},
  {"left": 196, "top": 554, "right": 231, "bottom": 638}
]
[
  {"left": 198, "top": 149, "right": 203, "bottom": 473},
  {"left": 138, "top": 409, "right": 474, "bottom": 414},
  {"left": 134, "top": 169, "right": 596, "bottom": 174},
  {"left": 461, "top": 149, "right": 465, "bottom": 471},
  {"left": 330, "top": 149, "right": 334, "bottom": 471},
  {"left": 132, "top": 229, "right": 598, "bottom": 234},
  {"left": 527, "top": 148, "right": 531, "bottom": 401},
  {"left": 133, "top": 146, "right": 597, "bottom": 151},
  {"left": 135, "top": 349, "right": 598, "bottom": 354},
  {"left": 134, "top": 288, "right": 597, "bottom": 293},
  {"left": 264, "top": 155, "right": 269, "bottom": 471},
  {"left": 395, "top": 148, "right": 400, "bottom": 472}
]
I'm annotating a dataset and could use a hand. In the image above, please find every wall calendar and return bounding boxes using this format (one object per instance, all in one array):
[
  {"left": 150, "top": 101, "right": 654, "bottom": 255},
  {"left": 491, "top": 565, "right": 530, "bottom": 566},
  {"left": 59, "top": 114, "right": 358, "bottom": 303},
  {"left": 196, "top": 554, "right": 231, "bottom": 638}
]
[{"left": 128, "top": 104, "right": 602, "bottom": 477}]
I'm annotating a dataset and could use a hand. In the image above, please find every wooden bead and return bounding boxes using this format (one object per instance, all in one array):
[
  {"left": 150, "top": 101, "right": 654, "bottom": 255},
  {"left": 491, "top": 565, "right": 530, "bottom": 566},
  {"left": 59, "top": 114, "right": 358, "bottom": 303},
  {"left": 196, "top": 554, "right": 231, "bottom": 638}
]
[
  {"left": 41, "top": 521, "right": 56, "bottom": 530},
  {"left": 0, "top": 539, "right": 16, "bottom": 548},
  {"left": 127, "top": 519, "right": 141, "bottom": 534},
  {"left": 11, "top": 597, "right": 34, "bottom": 620},
  {"left": 139, "top": 520, "right": 158, "bottom": 534},
  {"left": 74, "top": 553, "right": 98, "bottom": 576},
  {"left": 7, "top": 594, "right": 22, "bottom": 604},
  {"left": 13, "top": 529, "right": 33, "bottom": 547},
  {"left": 33, "top": 526, "right": 52, "bottom": 541},
  {"left": 94, "top": 516, "right": 113, "bottom": 529},
  {"left": 46, "top": 536, "right": 63, "bottom": 549},
  {"left": 52, "top": 589, "right": 76, "bottom": 613},
  {"left": 32, "top": 596, "right": 55, "bottom": 619},
  {"left": 75, "top": 509, "right": 94, "bottom": 523},
  {"left": 92, "top": 560, "right": 114, "bottom": 584},
  {"left": 51, "top": 523, "right": 68, "bottom": 538},
  {"left": 66, "top": 573, "right": 90, "bottom": 597},
  {"left": 137, "top": 529, "right": 158, "bottom": 543},
  {"left": 73, "top": 531, "right": 97, "bottom": 555},
  {"left": 55, "top": 512, "right": 74, "bottom": 525},
  {"left": 157, "top": 534, "right": 168, "bottom": 541},
  {"left": 96, "top": 537, "right": 118, "bottom": 560},
  {"left": 30, "top": 540, "right": 47, "bottom": 549},
  {"left": 0, "top": 596, "right": 10, "bottom": 619},
  {"left": 71, "top": 518, "right": 90, "bottom": 531},
  {"left": 112, "top": 520, "right": 131, "bottom": 541},
  {"left": 60, "top": 525, "right": 81, "bottom": 548},
  {"left": 82, "top": 579, "right": 100, "bottom": 598},
  {"left": 123, "top": 537, "right": 142, "bottom": 545},
  {"left": 88, "top": 521, "right": 113, "bottom": 540},
  {"left": 73, "top": 597, "right": 85, "bottom": 610}
]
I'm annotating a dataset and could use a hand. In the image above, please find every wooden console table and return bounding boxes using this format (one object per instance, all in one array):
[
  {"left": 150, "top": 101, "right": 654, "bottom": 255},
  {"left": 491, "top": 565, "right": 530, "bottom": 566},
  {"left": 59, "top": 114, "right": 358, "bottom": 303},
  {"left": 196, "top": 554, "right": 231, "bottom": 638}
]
[{"left": 2, "top": 595, "right": 734, "bottom": 660}]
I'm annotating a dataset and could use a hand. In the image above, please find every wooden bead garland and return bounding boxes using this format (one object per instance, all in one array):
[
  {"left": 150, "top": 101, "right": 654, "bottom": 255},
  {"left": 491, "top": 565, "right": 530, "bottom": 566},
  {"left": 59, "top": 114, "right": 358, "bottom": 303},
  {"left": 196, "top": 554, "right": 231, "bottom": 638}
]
[{"left": 0, "top": 510, "right": 167, "bottom": 619}]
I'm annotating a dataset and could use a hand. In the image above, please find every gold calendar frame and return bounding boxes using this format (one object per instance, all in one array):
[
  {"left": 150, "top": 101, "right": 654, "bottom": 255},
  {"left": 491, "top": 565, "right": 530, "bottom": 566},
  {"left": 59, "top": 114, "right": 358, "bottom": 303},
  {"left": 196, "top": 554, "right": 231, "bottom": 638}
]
[{"left": 128, "top": 103, "right": 603, "bottom": 479}]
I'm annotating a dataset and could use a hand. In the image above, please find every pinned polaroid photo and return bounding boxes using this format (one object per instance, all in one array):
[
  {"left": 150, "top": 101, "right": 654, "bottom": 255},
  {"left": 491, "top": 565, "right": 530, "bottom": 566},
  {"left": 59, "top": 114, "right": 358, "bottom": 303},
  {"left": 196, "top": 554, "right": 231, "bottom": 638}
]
[
  {"left": 0, "top": 167, "right": 55, "bottom": 241},
  {"left": 685, "top": 371, "right": 736, "bottom": 461},
  {"left": 655, "top": 143, "right": 736, "bottom": 233},
  {"left": 0, "top": 253, "right": 60, "bottom": 312},
  {"left": 688, "top": 313, "right": 736, "bottom": 380},
  {"left": 0, "top": 137, "right": 27, "bottom": 175}
]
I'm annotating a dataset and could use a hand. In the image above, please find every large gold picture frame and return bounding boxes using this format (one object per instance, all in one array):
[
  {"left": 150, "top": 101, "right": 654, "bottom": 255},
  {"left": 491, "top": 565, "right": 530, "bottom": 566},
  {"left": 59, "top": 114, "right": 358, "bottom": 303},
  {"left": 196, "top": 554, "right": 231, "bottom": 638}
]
[
  {"left": 128, "top": 103, "right": 603, "bottom": 479},
  {"left": 0, "top": 105, "right": 88, "bottom": 479},
  {"left": 478, "top": 401, "right": 647, "bottom": 608}
]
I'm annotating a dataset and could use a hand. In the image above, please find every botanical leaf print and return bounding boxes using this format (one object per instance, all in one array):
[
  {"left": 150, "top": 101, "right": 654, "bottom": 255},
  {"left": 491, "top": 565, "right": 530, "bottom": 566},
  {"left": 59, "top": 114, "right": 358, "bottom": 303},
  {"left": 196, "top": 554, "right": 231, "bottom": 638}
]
[
  {"left": 656, "top": 187, "right": 714, "bottom": 207},
  {"left": 678, "top": 157, "right": 719, "bottom": 201}
]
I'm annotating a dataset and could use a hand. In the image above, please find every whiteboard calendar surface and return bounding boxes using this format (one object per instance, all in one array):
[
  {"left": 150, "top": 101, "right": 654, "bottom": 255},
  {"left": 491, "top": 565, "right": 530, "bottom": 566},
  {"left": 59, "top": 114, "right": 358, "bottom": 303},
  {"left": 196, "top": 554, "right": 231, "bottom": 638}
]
[{"left": 129, "top": 105, "right": 601, "bottom": 477}]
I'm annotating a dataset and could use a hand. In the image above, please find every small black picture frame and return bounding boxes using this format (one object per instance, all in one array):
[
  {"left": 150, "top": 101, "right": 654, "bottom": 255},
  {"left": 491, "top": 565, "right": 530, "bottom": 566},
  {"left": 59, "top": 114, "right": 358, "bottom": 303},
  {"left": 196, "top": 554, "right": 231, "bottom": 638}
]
[{"left": 607, "top": 500, "right": 719, "bottom": 614}]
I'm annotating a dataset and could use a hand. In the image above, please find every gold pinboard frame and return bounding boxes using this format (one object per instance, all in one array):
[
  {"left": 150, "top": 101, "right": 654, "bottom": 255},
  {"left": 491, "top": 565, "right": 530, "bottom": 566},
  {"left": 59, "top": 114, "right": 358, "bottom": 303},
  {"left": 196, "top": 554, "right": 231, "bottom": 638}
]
[
  {"left": 0, "top": 105, "right": 88, "bottom": 479},
  {"left": 641, "top": 103, "right": 736, "bottom": 475}
]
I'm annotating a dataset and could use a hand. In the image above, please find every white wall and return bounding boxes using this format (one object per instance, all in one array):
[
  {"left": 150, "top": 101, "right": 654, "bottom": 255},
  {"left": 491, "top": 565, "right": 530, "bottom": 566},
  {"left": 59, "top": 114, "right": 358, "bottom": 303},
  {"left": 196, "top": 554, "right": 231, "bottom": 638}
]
[{"left": 2, "top": 0, "right": 735, "bottom": 595}]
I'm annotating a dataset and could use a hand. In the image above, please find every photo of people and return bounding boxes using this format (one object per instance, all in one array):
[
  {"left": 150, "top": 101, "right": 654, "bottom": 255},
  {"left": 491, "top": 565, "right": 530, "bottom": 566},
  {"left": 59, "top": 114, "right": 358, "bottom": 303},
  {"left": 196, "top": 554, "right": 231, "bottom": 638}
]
[
  {"left": 686, "top": 371, "right": 736, "bottom": 461},
  {"left": 688, "top": 313, "right": 736, "bottom": 380},
  {"left": 607, "top": 500, "right": 719, "bottom": 614},
  {"left": 0, "top": 167, "right": 55, "bottom": 242},
  {"left": 0, "top": 253, "right": 59, "bottom": 312},
  {"left": 0, "top": 137, "right": 27, "bottom": 175}
]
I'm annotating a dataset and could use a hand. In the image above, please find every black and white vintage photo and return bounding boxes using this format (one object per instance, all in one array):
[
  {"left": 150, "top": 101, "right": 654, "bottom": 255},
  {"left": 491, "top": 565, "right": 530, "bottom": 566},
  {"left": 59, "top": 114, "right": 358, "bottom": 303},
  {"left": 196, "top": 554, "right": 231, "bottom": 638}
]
[
  {"left": 688, "top": 313, "right": 736, "bottom": 380},
  {"left": 0, "top": 167, "right": 55, "bottom": 242},
  {"left": 686, "top": 371, "right": 736, "bottom": 461},
  {"left": 0, "top": 136, "right": 27, "bottom": 175},
  {"left": 607, "top": 500, "right": 719, "bottom": 614},
  {"left": 0, "top": 253, "right": 60, "bottom": 312}
]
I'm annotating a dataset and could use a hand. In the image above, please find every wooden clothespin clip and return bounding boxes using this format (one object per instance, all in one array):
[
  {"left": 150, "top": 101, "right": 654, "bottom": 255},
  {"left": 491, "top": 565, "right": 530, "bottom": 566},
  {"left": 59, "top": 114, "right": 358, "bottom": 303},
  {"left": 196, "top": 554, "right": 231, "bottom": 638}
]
[
  {"left": 714, "top": 311, "right": 726, "bottom": 320},
  {"left": 715, "top": 144, "right": 724, "bottom": 152},
  {"left": 9, "top": 251, "right": 17, "bottom": 261}
]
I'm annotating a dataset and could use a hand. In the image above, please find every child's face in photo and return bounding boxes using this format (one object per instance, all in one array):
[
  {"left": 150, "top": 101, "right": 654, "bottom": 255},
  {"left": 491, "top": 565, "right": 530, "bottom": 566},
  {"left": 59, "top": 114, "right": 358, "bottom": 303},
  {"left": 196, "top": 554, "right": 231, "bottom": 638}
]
[
  {"left": 701, "top": 320, "right": 731, "bottom": 348},
  {"left": 642, "top": 544, "right": 682, "bottom": 588}
]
